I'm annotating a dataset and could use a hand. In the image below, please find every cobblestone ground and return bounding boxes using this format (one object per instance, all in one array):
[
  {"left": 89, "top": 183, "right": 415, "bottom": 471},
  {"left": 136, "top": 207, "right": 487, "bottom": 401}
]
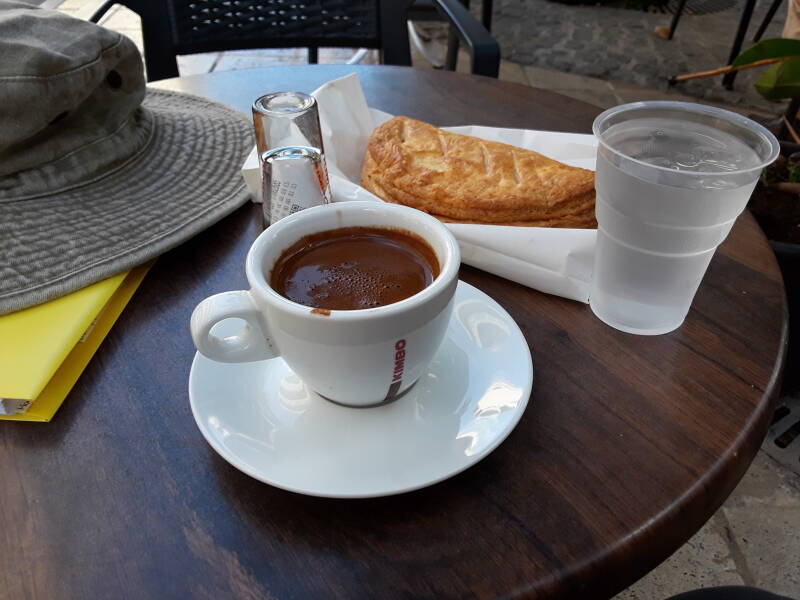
[{"left": 491, "top": 0, "right": 789, "bottom": 113}]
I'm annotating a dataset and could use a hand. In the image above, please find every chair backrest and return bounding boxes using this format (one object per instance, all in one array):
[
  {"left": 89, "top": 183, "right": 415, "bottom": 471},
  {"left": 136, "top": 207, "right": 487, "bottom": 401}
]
[{"left": 96, "top": 0, "right": 415, "bottom": 81}]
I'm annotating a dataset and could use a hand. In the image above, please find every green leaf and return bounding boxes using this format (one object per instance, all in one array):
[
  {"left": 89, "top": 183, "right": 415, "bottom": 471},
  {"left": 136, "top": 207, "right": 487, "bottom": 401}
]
[
  {"left": 732, "top": 38, "right": 800, "bottom": 67},
  {"left": 755, "top": 58, "right": 800, "bottom": 100}
]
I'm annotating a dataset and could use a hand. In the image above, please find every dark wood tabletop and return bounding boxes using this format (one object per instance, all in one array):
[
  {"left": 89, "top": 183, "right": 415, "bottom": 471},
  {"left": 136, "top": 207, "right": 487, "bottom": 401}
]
[{"left": 0, "top": 65, "right": 787, "bottom": 600}]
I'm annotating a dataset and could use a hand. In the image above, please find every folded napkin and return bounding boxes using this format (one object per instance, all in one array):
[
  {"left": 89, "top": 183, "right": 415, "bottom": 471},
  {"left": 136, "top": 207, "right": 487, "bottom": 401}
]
[{"left": 242, "top": 74, "right": 597, "bottom": 303}]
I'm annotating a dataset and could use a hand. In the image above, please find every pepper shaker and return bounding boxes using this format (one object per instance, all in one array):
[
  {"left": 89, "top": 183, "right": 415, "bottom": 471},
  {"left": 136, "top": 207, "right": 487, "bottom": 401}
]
[{"left": 252, "top": 91, "right": 331, "bottom": 227}]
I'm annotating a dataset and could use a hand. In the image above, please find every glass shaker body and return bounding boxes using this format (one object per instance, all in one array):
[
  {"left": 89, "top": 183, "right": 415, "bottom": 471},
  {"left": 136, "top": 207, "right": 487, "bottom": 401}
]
[{"left": 252, "top": 91, "right": 331, "bottom": 227}]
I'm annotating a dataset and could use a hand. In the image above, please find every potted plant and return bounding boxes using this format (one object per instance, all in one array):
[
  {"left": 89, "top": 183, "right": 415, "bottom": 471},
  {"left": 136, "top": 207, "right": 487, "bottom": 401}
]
[{"left": 727, "top": 39, "right": 800, "bottom": 392}]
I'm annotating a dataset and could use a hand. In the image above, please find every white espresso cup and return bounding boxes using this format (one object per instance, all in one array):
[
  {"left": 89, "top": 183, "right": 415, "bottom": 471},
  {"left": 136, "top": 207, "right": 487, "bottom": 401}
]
[{"left": 190, "top": 201, "right": 461, "bottom": 407}]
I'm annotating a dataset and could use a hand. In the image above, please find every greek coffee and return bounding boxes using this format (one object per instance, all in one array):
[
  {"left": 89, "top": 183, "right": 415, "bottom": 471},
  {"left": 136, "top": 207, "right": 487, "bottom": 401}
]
[{"left": 271, "top": 226, "right": 439, "bottom": 310}]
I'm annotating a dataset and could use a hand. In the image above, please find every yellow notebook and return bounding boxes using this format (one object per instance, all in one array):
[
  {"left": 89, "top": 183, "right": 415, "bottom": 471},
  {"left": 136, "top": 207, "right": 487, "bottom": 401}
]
[{"left": 0, "top": 264, "right": 151, "bottom": 422}]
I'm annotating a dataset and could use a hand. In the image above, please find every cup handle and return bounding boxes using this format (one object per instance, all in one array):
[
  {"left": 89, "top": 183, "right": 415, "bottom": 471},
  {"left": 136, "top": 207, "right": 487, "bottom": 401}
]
[{"left": 190, "top": 291, "right": 278, "bottom": 363}]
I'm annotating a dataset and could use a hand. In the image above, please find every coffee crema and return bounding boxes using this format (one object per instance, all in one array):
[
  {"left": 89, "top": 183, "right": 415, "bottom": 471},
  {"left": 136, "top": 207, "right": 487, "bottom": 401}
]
[{"left": 270, "top": 226, "right": 440, "bottom": 310}]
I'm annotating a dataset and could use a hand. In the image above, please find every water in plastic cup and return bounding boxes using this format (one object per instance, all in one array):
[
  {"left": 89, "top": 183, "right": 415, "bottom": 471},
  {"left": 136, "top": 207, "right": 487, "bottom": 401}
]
[{"left": 590, "top": 102, "right": 779, "bottom": 335}]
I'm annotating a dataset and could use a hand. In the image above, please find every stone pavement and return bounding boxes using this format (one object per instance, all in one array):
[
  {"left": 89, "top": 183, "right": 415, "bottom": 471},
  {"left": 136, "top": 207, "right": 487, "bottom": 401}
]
[
  {"left": 491, "top": 0, "right": 789, "bottom": 115},
  {"left": 51, "top": 1, "right": 800, "bottom": 597}
]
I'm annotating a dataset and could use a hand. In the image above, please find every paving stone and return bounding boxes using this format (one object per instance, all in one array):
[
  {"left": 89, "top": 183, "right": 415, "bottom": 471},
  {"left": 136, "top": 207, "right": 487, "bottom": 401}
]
[
  {"left": 119, "top": 31, "right": 143, "bottom": 55},
  {"left": 177, "top": 53, "right": 220, "bottom": 77},
  {"left": 96, "top": 4, "right": 136, "bottom": 28},
  {"left": 720, "top": 452, "right": 800, "bottom": 597},
  {"left": 724, "top": 451, "right": 800, "bottom": 502},
  {"left": 340, "top": 49, "right": 380, "bottom": 66},
  {"left": 56, "top": 0, "right": 100, "bottom": 19},
  {"left": 614, "top": 515, "right": 745, "bottom": 599},
  {"left": 609, "top": 83, "right": 775, "bottom": 117},
  {"left": 492, "top": 0, "right": 789, "bottom": 114},
  {"left": 318, "top": 48, "right": 379, "bottom": 65},
  {"left": 551, "top": 87, "right": 621, "bottom": 110},
  {"left": 450, "top": 49, "right": 474, "bottom": 75},
  {"left": 212, "top": 47, "right": 377, "bottom": 73},
  {"left": 722, "top": 504, "right": 800, "bottom": 597},
  {"left": 524, "top": 65, "right": 612, "bottom": 91},
  {"left": 114, "top": 27, "right": 142, "bottom": 41},
  {"left": 499, "top": 59, "right": 528, "bottom": 84},
  {"left": 213, "top": 52, "right": 306, "bottom": 72},
  {"left": 610, "top": 84, "right": 700, "bottom": 104}
]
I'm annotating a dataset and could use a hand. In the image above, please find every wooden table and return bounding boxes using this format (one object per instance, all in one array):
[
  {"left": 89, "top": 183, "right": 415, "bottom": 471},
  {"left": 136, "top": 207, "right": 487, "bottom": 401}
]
[{"left": 0, "top": 66, "right": 787, "bottom": 599}]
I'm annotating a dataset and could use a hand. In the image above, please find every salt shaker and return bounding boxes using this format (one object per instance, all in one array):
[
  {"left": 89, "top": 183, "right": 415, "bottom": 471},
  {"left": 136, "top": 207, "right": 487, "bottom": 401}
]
[{"left": 252, "top": 91, "right": 331, "bottom": 227}]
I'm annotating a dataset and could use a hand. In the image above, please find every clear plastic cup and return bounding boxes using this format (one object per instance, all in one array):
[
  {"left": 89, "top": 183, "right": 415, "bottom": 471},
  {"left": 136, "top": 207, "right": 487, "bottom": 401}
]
[{"left": 590, "top": 102, "right": 779, "bottom": 335}]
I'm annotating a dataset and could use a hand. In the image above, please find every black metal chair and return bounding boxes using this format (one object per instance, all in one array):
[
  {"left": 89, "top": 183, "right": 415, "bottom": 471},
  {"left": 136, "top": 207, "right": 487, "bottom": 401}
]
[
  {"left": 89, "top": 0, "right": 500, "bottom": 81},
  {"left": 666, "top": 0, "right": 783, "bottom": 89},
  {"left": 408, "top": 0, "right": 493, "bottom": 72},
  {"left": 752, "top": 0, "right": 784, "bottom": 42}
]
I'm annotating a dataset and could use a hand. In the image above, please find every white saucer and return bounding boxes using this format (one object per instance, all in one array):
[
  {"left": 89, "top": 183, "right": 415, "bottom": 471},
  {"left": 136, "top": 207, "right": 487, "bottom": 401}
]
[{"left": 189, "top": 281, "right": 533, "bottom": 498}]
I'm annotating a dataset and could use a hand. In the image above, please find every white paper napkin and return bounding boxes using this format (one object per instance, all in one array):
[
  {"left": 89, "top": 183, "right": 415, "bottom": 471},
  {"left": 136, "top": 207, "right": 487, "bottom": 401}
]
[{"left": 242, "top": 73, "right": 598, "bottom": 303}]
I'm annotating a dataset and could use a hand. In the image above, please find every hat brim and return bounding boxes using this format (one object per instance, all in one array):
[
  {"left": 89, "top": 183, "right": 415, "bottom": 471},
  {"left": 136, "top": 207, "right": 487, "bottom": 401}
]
[{"left": 0, "top": 89, "right": 254, "bottom": 314}]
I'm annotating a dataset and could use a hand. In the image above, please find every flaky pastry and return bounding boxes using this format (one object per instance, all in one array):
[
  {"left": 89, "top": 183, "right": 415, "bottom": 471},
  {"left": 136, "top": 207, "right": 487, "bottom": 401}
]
[{"left": 360, "top": 116, "right": 596, "bottom": 228}]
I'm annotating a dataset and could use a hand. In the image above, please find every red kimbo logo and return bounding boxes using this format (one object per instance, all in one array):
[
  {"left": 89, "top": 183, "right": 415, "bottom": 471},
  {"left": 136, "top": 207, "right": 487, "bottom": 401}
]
[
  {"left": 383, "top": 339, "right": 407, "bottom": 402},
  {"left": 392, "top": 339, "right": 406, "bottom": 383}
]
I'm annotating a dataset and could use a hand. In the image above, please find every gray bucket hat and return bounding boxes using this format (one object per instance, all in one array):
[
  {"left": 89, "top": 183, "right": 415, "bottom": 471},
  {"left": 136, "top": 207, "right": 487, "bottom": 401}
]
[{"left": 0, "top": 1, "right": 253, "bottom": 314}]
